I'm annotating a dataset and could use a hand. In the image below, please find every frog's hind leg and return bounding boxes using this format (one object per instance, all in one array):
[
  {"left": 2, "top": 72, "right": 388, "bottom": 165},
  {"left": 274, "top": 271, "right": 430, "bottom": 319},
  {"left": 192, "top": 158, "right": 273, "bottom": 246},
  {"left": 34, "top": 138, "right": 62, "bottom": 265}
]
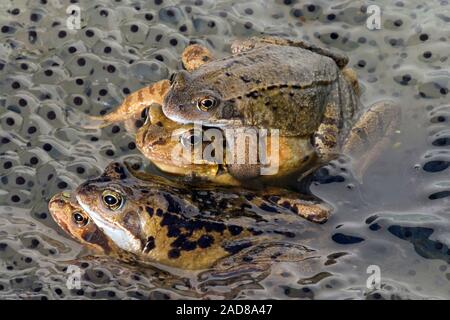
[
  {"left": 342, "top": 101, "right": 401, "bottom": 180},
  {"left": 77, "top": 79, "right": 170, "bottom": 129},
  {"left": 181, "top": 44, "right": 214, "bottom": 71},
  {"left": 272, "top": 195, "right": 331, "bottom": 224},
  {"left": 231, "top": 36, "right": 349, "bottom": 69}
]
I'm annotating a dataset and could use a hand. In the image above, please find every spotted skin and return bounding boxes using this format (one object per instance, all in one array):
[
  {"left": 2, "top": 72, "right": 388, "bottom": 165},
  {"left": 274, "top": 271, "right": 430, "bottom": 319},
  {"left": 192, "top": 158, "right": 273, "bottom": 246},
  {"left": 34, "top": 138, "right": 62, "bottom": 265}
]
[
  {"left": 135, "top": 105, "right": 317, "bottom": 186},
  {"left": 74, "top": 163, "right": 330, "bottom": 269},
  {"left": 48, "top": 192, "right": 256, "bottom": 269}
]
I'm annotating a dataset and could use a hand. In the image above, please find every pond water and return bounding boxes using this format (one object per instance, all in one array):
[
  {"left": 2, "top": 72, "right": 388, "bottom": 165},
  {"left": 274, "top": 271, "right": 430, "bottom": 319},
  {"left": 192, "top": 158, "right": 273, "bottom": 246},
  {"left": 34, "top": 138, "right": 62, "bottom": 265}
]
[{"left": 0, "top": 0, "right": 449, "bottom": 299}]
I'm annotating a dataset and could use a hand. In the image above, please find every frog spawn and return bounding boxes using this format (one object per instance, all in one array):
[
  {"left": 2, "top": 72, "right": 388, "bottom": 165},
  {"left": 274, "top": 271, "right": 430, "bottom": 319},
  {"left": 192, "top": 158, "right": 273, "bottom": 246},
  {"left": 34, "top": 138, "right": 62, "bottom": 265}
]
[{"left": 1, "top": 0, "right": 450, "bottom": 300}]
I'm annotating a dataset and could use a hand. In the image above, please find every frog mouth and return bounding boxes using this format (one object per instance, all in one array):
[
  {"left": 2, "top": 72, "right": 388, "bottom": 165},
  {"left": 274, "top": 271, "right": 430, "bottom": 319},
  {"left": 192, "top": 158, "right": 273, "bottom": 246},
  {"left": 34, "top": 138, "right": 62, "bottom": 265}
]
[{"left": 76, "top": 198, "right": 142, "bottom": 254}]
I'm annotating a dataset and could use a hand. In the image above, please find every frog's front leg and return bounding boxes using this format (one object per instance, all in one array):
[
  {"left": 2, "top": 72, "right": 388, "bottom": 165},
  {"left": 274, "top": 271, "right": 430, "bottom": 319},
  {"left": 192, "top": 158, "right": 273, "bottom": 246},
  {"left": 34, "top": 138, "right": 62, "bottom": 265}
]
[
  {"left": 231, "top": 36, "right": 349, "bottom": 69},
  {"left": 181, "top": 44, "right": 214, "bottom": 71},
  {"left": 342, "top": 101, "right": 400, "bottom": 179}
]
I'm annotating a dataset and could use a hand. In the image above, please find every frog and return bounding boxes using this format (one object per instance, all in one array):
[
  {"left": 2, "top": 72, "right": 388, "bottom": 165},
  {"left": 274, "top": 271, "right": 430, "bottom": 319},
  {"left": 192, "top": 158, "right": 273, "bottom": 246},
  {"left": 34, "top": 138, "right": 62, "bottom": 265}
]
[
  {"left": 87, "top": 36, "right": 399, "bottom": 181},
  {"left": 72, "top": 162, "right": 330, "bottom": 267},
  {"left": 135, "top": 104, "right": 318, "bottom": 187},
  {"left": 49, "top": 190, "right": 317, "bottom": 270},
  {"left": 48, "top": 190, "right": 255, "bottom": 269}
]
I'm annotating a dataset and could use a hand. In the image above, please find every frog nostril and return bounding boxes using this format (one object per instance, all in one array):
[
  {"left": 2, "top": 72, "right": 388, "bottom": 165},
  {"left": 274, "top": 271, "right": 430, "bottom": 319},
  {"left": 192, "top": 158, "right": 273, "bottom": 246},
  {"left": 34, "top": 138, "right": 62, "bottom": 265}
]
[{"left": 177, "top": 104, "right": 185, "bottom": 111}]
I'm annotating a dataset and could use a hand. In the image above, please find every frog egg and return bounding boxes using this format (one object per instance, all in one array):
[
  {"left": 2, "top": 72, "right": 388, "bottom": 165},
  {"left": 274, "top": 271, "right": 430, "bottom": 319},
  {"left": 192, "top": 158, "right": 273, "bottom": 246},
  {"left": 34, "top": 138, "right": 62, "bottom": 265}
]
[
  {"left": 274, "top": 0, "right": 299, "bottom": 6},
  {"left": 121, "top": 22, "right": 149, "bottom": 44},
  {"left": 20, "top": 113, "right": 52, "bottom": 139},
  {"left": 5, "top": 166, "right": 36, "bottom": 191},
  {"left": 0, "top": 135, "right": 19, "bottom": 155},
  {"left": 229, "top": 18, "right": 262, "bottom": 37},
  {"left": 66, "top": 93, "right": 90, "bottom": 114},
  {"left": 393, "top": 72, "right": 417, "bottom": 86},
  {"left": 80, "top": 27, "right": 106, "bottom": 47},
  {"left": 418, "top": 80, "right": 449, "bottom": 99},
  {"left": 3, "top": 76, "right": 32, "bottom": 92},
  {"left": 58, "top": 76, "right": 89, "bottom": 95},
  {"left": 147, "top": 24, "right": 177, "bottom": 48},
  {"left": 65, "top": 161, "right": 99, "bottom": 178},
  {"left": 192, "top": 16, "right": 226, "bottom": 35},
  {"left": 18, "top": 149, "right": 47, "bottom": 168},
  {"left": 91, "top": 39, "right": 127, "bottom": 59},
  {"left": 1, "top": 188, "right": 31, "bottom": 206},
  {"left": 36, "top": 103, "right": 64, "bottom": 125},
  {"left": 37, "top": 139, "right": 66, "bottom": 159},
  {"left": 1, "top": 153, "right": 19, "bottom": 171},
  {"left": 99, "top": 144, "right": 119, "bottom": 158},
  {"left": 158, "top": 6, "right": 186, "bottom": 25},
  {"left": 57, "top": 40, "right": 88, "bottom": 60},
  {"left": 110, "top": 133, "right": 139, "bottom": 154},
  {"left": 0, "top": 23, "right": 17, "bottom": 35},
  {"left": 84, "top": 7, "right": 118, "bottom": 29},
  {"left": 14, "top": 59, "right": 38, "bottom": 73},
  {"left": 163, "top": 33, "right": 189, "bottom": 53},
  {"left": 140, "top": 10, "right": 158, "bottom": 24},
  {"left": 147, "top": 48, "right": 179, "bottom": 69},
  {"left": 65, "top": 53, "right": 102, "bottom": 77}
]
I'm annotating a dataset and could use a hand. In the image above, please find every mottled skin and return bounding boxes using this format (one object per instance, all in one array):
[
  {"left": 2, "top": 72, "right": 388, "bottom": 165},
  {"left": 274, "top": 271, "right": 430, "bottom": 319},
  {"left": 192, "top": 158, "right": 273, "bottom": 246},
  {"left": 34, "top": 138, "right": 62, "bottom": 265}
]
[
  {"left": 49, "top": 191, "right": 317, "bottom": 270},
  {"left": 49, "top": 191, "right": 255, "bottom": 269},
  {"left": 74, "top": 163, "right": 330, "bottom": 268}
]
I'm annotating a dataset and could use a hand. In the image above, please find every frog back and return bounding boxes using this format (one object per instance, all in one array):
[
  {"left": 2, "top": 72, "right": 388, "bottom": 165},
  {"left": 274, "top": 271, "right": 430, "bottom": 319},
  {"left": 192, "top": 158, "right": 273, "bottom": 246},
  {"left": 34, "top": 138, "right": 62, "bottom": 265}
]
[{"left": 192, "top": 45, "right": 341, "bottom": 136}]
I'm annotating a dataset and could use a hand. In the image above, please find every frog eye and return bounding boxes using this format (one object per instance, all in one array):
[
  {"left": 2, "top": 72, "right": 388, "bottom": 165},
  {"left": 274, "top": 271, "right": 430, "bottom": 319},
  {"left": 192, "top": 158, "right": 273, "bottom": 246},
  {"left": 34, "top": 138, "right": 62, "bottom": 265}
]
[
  {"left": 72, "top": 211, "right": 89, "bottom": 227},
  {"left": 180, "top": 129, "right": 202, "bottom": 148},
  {"left": 197, "top": 96, "right": 218, "bottom": 112},
  {"left": 101, "top": 190, "right": 124, "bottom": 211}
]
